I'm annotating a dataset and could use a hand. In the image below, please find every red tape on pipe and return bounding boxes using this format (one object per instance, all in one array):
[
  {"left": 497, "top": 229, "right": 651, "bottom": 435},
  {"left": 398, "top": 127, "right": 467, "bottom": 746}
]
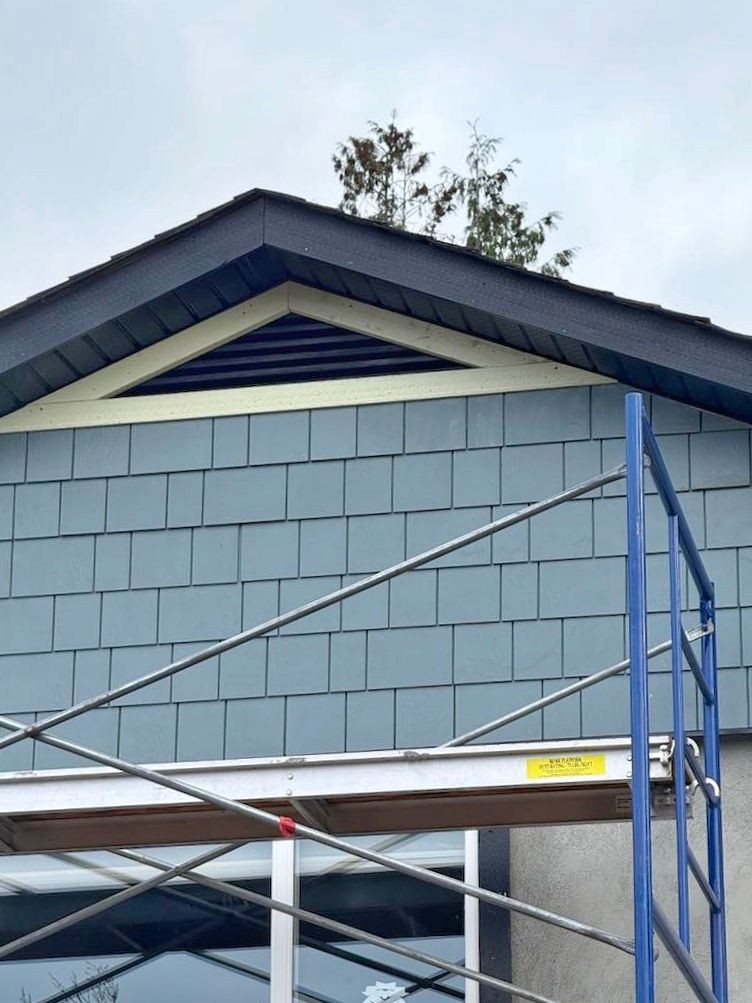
[{"left": 278, "top": 816, "right": 297, "bottom": 838}]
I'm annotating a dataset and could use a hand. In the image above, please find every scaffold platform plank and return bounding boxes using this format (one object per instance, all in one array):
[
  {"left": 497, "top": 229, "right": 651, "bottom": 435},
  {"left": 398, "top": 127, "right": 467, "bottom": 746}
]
[{"left": 0, "top": 736, "right": 674, "bottom": 852}]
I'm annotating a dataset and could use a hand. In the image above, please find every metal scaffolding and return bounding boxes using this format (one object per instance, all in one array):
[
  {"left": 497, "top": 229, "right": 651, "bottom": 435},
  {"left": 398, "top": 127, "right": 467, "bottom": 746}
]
[{"left": 0, "top": 392, "right": 729, "bottom": 1003}]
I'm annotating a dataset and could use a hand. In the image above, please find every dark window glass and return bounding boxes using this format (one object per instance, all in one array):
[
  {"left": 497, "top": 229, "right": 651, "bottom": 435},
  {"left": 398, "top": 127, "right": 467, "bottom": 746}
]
[{"left": 294, "top": 832, "right": 466, "bottom": 1001}]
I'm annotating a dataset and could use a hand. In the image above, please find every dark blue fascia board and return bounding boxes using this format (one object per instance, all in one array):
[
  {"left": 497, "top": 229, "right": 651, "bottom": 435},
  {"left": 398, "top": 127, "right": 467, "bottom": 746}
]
[
  {"left": 0, "top": 190, "right": 750, "bottom": 423},
  {"left": 0, "top": 195, "right": 266, "bottom": 370},
  {"left": 263, "top": 198, "right": 752, "bottom": 403}
]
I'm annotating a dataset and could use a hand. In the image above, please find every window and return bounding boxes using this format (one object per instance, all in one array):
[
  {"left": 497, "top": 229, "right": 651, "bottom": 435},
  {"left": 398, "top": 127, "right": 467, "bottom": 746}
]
[
  {"left": 0, "top": 832, "right": 482, "bottom": 1002},
  {"left": 294, "top": 831, "right": 468, "bottom": 1001},
  {"left": 0, "top": 842, "right": 273, "bottom": 1002}
]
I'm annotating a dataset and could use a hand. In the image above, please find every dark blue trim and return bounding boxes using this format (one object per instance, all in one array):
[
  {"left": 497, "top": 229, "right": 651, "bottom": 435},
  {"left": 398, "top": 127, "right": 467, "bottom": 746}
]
[{"left": 0, "top": 191, "right": 749, "bottom": 421}]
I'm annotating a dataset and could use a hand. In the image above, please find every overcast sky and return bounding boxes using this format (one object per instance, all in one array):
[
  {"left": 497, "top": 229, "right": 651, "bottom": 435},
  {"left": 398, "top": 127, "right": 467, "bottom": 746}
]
[{"left": 1, "top": 1, "right": 750, "bottom": 334}]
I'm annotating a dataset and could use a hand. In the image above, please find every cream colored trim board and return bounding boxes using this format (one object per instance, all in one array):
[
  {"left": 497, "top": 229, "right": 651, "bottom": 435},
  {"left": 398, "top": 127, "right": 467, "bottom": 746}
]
[
  {"left": 41, "top": 282, "right": 547, "bottom": 406},
  {"left": 0, "top": 281, "right": 612, "bottom": 433},
  {"left": 43, "top": 284, "right": 292, "bottom": 403},
  {"left": 287, "top": 284, "right": 541, "bottom": 370},
  {"left": 0, "top": 365, "right": 611, "bottom": 433}
]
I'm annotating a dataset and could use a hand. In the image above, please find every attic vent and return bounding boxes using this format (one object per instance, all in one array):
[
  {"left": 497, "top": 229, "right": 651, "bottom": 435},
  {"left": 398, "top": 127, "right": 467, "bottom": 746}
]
[{"left": 121, "top": 313, "right": 463, "bottom": 396}]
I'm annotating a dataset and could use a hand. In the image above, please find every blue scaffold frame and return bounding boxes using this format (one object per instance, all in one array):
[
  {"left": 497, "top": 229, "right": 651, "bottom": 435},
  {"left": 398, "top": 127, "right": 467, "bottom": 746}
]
[{"left": 625, "top": 392, "right": 729, "bottom": 1003}]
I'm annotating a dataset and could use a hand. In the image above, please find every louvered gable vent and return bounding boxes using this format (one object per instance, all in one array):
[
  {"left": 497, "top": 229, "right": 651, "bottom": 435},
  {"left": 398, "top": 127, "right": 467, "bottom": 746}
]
[{"left": 121, "top": 313, "right": 463, "bottom": 396}]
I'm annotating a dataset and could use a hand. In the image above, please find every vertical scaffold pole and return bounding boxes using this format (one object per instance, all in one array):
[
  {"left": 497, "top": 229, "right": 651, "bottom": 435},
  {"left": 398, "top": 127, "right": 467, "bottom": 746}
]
[
  {"left": 625, "top": 392, "right": 655, "bottom": 1003},
  {"left": 702, "top": 593, "right": 728, "bottom": 1002},
  {"left": 668, "top": 515, "right": 691, "bottom": 949}
]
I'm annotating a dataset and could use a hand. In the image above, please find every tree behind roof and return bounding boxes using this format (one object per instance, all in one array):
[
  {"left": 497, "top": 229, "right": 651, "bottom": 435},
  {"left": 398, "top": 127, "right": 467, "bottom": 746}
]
[{"left": 332, "top": 115, "right": 576, "bottom": 277}]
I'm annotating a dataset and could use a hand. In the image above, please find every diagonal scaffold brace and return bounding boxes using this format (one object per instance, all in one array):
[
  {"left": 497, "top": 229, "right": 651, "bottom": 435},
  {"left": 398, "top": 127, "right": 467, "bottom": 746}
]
[
  {"left": 0, "top": 465, "right": 627, "bottom": 756},
  {"left": 0, "top": 459, "right": 686, "bottom": 1003}
]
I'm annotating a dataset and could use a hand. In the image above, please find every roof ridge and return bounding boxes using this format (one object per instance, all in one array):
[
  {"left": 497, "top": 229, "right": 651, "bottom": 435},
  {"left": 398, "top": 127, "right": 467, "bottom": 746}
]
[{"left": 0, "top": 188, "right": 746, "bottom": 340}]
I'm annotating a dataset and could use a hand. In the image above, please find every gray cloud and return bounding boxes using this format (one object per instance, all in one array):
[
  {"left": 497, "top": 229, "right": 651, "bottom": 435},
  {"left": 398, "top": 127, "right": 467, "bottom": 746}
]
[{"left": 1, "top": 0, "right": 749, "bottom": 333}]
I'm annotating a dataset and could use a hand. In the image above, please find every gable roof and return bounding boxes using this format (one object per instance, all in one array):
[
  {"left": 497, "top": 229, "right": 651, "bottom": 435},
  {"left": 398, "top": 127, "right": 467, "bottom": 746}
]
[{"left": 0, "top": 189, "right": 749, "bottom": 421}]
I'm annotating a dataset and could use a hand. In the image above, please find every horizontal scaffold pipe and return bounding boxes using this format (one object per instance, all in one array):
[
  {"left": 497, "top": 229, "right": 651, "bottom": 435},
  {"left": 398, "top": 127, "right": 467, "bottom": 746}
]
[
  {"left": 445, "top": 623, "right": 713, "bottom": 748},
  {"left": 0, "top": 463, "right": 626, "bottom": 756},
  {"left": 0, "top": 708, "right": 635, "bottom": 958}
]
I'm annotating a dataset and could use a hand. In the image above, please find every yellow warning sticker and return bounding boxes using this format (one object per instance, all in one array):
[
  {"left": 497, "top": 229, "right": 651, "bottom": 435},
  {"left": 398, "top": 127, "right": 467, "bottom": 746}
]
[{"left": 526, "top": 754, "right": 607, "bottom": 780}]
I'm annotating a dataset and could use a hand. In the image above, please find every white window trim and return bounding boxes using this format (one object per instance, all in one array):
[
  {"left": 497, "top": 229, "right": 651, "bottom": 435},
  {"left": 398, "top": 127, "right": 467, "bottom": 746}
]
[
  {"left": 0, "top": 282, "right": 611, "bottom": 433},
  {"left": 464, "top": 830, "right": 481, "bottom": 1003},
  {"left": 271, "top": 838, "right": 297, "bottom": 1003}
]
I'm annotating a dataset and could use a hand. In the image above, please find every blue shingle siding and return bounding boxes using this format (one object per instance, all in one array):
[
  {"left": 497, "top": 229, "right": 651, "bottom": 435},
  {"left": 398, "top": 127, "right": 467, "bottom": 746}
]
[
  {"left": 171, "top": 641, "right": 221, "bottom": 702},
  {"left": 167, "top": 471, "right": 204, "bottom": 527},
  {"left": 204, "top": 466, "right": 286, "bottom": 524},
  {"left": 53, "top": 593, "right": 102, "bottom": 651},
  {"left": 130, "top": 420, "right": 213, "bottom": 474},
  {"left": 177, "top": 701, "right": 225, "bottom": 762},
  {"left": 285, "top": 693, "right": 346, "bottom": 755},
  {"left": 61, "top": 479, "right": 107, "bottom": 535},
  {"left": 249, "top": 411, "right": 309, "bottom": 465},
  {"left": 27, "top": 429, "right": 73, "bottom": 482},
  {"left": 330, "top": 632, "right": 366, "bottom": 691},
  {"left": 341, "top": 575, "right": 388, "bottom": 631},
  {"left": 0, "top": 434, "right": 28, "bottom": 484},
  {"left": 347, "top": 689, "right": 395, "bottom": 752},
  {"left": 396, "top": 686, "right": 454, "bottom": 746},
  {"left": 0, "top": 542, "right": 10, "bottom": 597},
  {"left": 212, "top": 416, "right": 249, "bottom": 468},
  {"left": 0, "top": 652, "right": 73, "bottom": 712},
  {"left": 14, "top": 482, "right": 60, "bottom": 538},
  {"left": 0, "top": 383, "right": 750, "bottom": 768},
  {"left": 310, "top": 407, "right": 357, "bottom": 461},
  {"left": 467, "top": 395, "right": 504, "bottom": 448},
  {"left": 356, "top": 402, "right": 404, "bottom": 456},
  {"left": 33, "top": 709, "right": 120, "bottom": 771},
  {"left": 73, "top": 426, "right": 130, "bottom": 479},
  {"left": 344, "top": 457, "right": 392, "bottom": 515},
  {"left": 300, "top": 518, "right": 348, "bottom": 577},
  {"left": 405, "top": 398, "right": 466, "bottom": 452},
  {"left": 393, "top": 452, "right": 452, "bottom": 511},
  {"left": 287, "top": 461, "right": 344, "bottom": 519},
  {"left": 13, "top": 537, "right": 94, "bottom": 596},
  {"left": 107, "top": 475, "right": 167, "bottom": 532},
  {"left": 0, "top": 485, "right": 13, "bottom": 539}
]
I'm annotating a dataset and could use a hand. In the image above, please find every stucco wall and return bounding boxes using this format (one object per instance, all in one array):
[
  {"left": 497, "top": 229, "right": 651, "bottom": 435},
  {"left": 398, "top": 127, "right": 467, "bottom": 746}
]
[
  {"left": 510, "top": 736, "right": 751, "bottom": 1001},
  {"left": 0, "top": 383, "right": 749, "bottom": 770}
]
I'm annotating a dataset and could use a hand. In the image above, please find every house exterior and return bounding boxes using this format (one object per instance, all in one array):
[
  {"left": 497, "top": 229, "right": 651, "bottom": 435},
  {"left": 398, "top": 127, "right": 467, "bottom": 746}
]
[{"left": 0, "top": 190, "right": 749, "bottom": 1001}]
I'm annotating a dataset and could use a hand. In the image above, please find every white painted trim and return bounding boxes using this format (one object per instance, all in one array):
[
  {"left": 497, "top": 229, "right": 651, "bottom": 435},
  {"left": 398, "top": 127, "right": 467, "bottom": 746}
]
[
  {"left": 0, "top": 366, "right": 610, "bottom": 433},
  {"left": 271, "top": 838, "right": 296, "bottom": 1002},
  {"left": 464, "top": 830, "right": 480, "bottom": 1003},
  {"left": 0, "top": 282, "right": 612, "bottom": 433}
]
